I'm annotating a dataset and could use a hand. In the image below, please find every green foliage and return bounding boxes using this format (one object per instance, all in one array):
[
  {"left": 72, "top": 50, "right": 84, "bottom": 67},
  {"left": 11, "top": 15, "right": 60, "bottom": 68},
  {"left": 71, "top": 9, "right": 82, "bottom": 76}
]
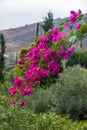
[
  {"left": 41, "top": 11, "right": 54, "bottom": 33},
  {"left": 15, "top": 42, "right": 39, "bottom": 76},
  {"left": 25, "top": 87, "right": 55, "bottom": 113},
  {"left": 19, "top": 48, "right": 30, "bottom": 59},
  {"left": 5, "top": 71, "right": 14, "bottom": 84},
  {"left": 14, "top": 59, "right": 30, "bottom": 77},
  {"left": 53, "top": 65, "right": 87, "bottom": 120},
  {"left": 0, "top": 79, "right": 12, "bottom": 96},
  {"left": 1, "top": 78, "right": 87, "bottom": 128},
  {"left": 19, "top": 42, "right": 37, "bottom": 58},
  {"left": 0, "top": 33, "right": 6, "bottom": 81},
  {"left": 25, "top": 65, "right": 87, "bottom": 120},
  {"left": 79, "top": 24, "right": 87, "bottom": 33},
  {"left": 2, "top": 10, "right": 87, "bottom": 126},
  {"left": 66, "top": 50, "right": 87, "bottom": 68},
  {"left": 66, "top": 51, "right": 79, "bottom": 67},
  {"left": 0, "top": 103, "right": 87, "bottom": 130},
  {"left": 60, "top": 14, "right": 87, "bottom": 49},
  {"left": 78, "top": 14, "right": 84, "bottom": 20},
  {"left": 78, "top": 50, "right": 87, "bottom": 67}
]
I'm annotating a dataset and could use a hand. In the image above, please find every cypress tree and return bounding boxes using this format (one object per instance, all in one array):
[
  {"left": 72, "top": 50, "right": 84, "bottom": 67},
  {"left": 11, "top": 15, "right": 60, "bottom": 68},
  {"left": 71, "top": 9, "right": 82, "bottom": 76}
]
[{"left": 0, "top": 33, "right": 6, "bottom": 81}]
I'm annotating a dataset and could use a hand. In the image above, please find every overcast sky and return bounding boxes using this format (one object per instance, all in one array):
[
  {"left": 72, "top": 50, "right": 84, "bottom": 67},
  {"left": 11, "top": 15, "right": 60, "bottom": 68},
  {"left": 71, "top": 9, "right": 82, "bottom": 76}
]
[{"left": 0, "top": 0, "right": 87, "bottom": 30}]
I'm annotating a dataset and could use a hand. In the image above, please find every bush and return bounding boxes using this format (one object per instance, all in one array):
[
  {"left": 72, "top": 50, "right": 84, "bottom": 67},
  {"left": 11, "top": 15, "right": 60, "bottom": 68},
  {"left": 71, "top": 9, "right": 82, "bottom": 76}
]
[
  {"left": 65, "top": 51, "right": 79, "bottom": 67},
  {"left": 78, "top": 50, "right": 87, "bottom": 68},
  {"left": 0, "top": 80, "right": 12, "bottom": 96},
  {"left": 25, "top": 87, "right": 55, "bottom": 113},
  {"left": 53, "top": 65, "right": 87, "bottom": 120},
  {"left": 0, "top": 104, "right": 87, "bottom": 130},
  {"left": 19, "top": 42, "right": 37, "bottom": 58},
  {"left": 25, "top": 65, "right": 87, "bottom": 120},
  {"left": 66, "top": 50, "right": 87, "bottom": 68},
  {"left": 19, "top": 47, "right": 30, "bottom": 58}
]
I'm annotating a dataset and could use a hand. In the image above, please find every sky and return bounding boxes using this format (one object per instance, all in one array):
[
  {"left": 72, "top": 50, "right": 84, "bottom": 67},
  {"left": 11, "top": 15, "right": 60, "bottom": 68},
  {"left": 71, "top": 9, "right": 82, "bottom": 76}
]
[{"left": 0, "top": 0, "right": 87, "bottom": 30}]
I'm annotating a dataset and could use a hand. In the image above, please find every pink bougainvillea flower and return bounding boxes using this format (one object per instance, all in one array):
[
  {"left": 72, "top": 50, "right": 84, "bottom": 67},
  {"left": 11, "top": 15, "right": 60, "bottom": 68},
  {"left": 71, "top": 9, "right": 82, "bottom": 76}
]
[
  {"left": 57, "top": 32, "right": 67, "bottom": 40},
  {"left": 70, "top": 9, "right": 82, "bottom": 17},
  {"left": 10, "top": 86, "right": 17, "bottom": 96},
  {"left": 18, "top": 83, "right": 25, "bottom": 93},
  {"left": 39, "top": 36, "right": 48, "bottom": 43},
  {"left": 64, "top": 46, "right": 75, "bottom": 60},
  {"left": 10, "top": 101, "right": 15, "bottom": 106},
  {"left": 64, "top": 22, "right": 71, "bottom": 28},
  {"left": 77, "top": 9, "right": 82, "bottom": 15},
  {"left": 9, "top": 9, "right": 79, "bottom": 106},
  {"left": 22, "top": 57, "right": 28, "bottom": 61},
  {"left": 19, "top": 65, "right": 24, "bottom": 70},
  {"left": 18, "top": 59, "right": 23, "bottom": 64},
  {"left": 19, "top": 101, "right": 26, "bottom": 107},
  {"left": 35, "top": 80, "right": 40, "bottom": 86},
  {"left": 41, "top": 69, "right": 50, "bottom": 78},
  {"left": 51, "top": 30, "right": 67, "bottom": 44},
  {"left": 59, "top": 46, "right": 66, "bottom": 57},
  {"left": 75, "top": 24, "right": 82, "bottom": 30},
  {"left": 50, "top": 28, "right": 59, "bottom": 37},
  {"left": 70, "top": 15, "right": 77, "bottom": 24},
  {"left": 14, "top": 76, "right": 23, "bottom": 87},
  {"left": 70, "top": 10, "right": 82, "bottom": 24},
  {"left": 38, "top": 42, "right": 49, "bottom": 49},
  {"left": 70, "top": 10, "right": 77, "bottom": 17},
  {"left": 22, "top": 87, "right": 34, "bottom": 96},
  {"left": 52, "top": 64, "right": 60, "bottom": 75},
  {"left": 69, "top": 46, "right": 75, "bottom": 53}
]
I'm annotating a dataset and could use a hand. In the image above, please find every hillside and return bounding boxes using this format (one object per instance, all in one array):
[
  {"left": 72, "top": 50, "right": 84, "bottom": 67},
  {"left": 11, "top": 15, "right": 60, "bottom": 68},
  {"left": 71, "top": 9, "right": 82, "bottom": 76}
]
[
  {"left": 0, "top": 23, "right": 37, "bottom": 52},
  {"left": 0, "top": 17, "right": 87, "bottom": 53},
  {"left": 0, "top": 18, "right": 67, "bottom": 52}
]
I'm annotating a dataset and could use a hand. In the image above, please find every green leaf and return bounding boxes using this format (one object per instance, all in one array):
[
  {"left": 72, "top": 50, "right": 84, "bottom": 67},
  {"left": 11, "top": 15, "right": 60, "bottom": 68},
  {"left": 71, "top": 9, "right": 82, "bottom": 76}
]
[
  {"left": 59, "top": 19, "right": 70, "bottom": 26},
  {"left": 76, "top": 32, "right": 84, "bottom": 40},
  {"left": 50, "top": 40, "right": 64, "bottom": 52},
  {"left": 46, "top": 29, "right": 52, "bottom": 35},
  {"left": 80, "top": 42, "right": 82, "bottom": 48},
  {"left": 78, "top": 14, "right": 84, "bottom": 20},
  {"left": 59, "top": 22, "right": 65, "bottom": 26},
  {"left": 65, "top": 19, "right": 70, "bottom": 23},
  {"left": 50, "top": 43, "right": 56, "bottom": 50},
  {"left": 58, "top": 26, "right": 64, "bottom": 32},
  {"left": 79, "top": 24, "right": 87, "bottom": 33},
  {"left": 68, "top": 36, "right": 76, "bottom": 44},
  {"left": 69, "top": 25, "right": 73, "bottom": 30}
]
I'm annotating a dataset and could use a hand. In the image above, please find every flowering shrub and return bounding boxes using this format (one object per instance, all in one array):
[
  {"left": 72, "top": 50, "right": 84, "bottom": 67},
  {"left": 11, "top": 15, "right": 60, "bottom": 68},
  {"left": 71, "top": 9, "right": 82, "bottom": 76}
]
[{"left": 9, "top": 9, "right": 86, "bottom": 106}]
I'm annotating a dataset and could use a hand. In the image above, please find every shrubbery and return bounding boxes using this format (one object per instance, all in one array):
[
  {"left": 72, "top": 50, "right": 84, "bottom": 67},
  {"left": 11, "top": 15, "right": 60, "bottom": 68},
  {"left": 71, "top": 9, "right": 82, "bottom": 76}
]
[
  {"left": 0, "top": 105, "right": 87, "bottom": 130},
  {"left": 10, "top": 9, "right": 87, "bottom": 105},
  {"left": 65, "top": 51, "right": 79, "bottom": 67},
  {"left": 19, "top": 42, "right": 37, "bottom": 58},
  {"left": 53, "top": 65, "right": 87, "bottom": 120},
  {"left": 1, "top": 9, "right": 87, "bottom": 129},
  {"left": 25, "top": 87, "right": 55, "bottom": 113},
  {"left": 12, "top": 27, "right": 75, "bottom": 106},
  {"left": 25, "top": 65, "right": 87, "bottom": 120},
  {"left": 66, "top": 50, "right": 87, "bottom": 68}
]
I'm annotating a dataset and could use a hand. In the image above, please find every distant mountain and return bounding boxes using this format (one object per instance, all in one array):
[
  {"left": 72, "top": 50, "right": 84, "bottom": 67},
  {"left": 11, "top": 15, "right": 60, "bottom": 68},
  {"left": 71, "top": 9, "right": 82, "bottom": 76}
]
[{"left": 0, "top": 17, "right": 87, "bottom": 53}]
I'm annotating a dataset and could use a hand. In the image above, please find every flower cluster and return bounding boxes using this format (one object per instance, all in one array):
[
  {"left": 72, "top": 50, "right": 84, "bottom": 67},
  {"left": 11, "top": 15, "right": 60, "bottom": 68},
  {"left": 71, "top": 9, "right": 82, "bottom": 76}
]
[
  {"left": 50, "top": 28, "right": 67, "bottom": 43},
  {"left": 9, "top": 11, "right": 78, "bottom": 106},
  {"left": 70, "top": 9, "right": 82, "bottom": 23},
  {"left": 64, "top": 9, "right": 82, "bottom": 30}
]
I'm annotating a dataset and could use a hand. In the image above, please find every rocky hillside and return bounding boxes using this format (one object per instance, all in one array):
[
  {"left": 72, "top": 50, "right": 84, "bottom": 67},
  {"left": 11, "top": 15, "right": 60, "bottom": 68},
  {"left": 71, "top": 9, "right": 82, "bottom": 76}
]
[
  {"left": 0, "top": 17, "right": 87, "bottom": 53},
  {"left": 0, "top": 23, "right": 37, "bottom": 52}
]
